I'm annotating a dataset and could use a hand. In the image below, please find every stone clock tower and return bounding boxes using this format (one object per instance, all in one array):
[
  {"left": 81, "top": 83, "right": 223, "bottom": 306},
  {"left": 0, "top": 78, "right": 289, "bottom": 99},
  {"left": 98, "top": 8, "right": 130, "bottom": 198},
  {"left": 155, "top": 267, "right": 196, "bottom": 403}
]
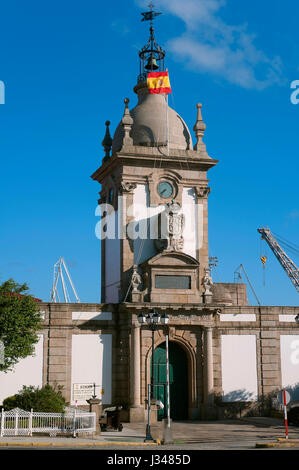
[
  {"left": 91, "top": 9, "right": 222, "bottom": 421},
  {"left": 2, "top": 7, "right": 295, "bottom": 429},
  {"left": 91, "top": 30, "right": 218, "bottom": 308}
]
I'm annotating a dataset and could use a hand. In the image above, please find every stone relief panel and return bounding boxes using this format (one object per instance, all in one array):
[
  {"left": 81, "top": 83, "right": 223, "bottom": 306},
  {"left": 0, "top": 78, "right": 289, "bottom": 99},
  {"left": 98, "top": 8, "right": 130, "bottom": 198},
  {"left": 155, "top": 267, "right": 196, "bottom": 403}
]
[{"left": 155, "top": 201, "right": 185, "bottom": 253}]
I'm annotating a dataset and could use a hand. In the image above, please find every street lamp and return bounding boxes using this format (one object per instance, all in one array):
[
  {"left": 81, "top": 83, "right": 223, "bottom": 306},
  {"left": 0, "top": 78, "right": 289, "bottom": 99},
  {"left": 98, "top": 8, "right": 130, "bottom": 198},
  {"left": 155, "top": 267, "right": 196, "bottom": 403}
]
[
  {"left": 138, "top": 309, "right": 169, "bottom": 398},
  {"left": 138, "top": 309, "right": 169, "bottom": 442}
]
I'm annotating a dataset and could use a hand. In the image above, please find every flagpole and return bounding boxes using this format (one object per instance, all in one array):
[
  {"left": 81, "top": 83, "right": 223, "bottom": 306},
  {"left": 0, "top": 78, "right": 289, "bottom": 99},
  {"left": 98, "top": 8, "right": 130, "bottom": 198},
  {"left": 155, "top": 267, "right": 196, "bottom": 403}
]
[
  {"left": 166, "top": 69, "right": 169, "bottom": 156},
  {"left": 166, "top": 94, "right": 169, "bottom": 156},
  {"left": 166, "top": 334, "right": 170, "bottom": 428}
]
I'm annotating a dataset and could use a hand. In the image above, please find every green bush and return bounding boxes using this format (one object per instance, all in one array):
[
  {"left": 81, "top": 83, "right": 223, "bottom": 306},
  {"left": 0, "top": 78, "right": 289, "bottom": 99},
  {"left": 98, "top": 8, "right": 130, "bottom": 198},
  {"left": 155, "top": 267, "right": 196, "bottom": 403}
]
[{"left": 3, "top": 384, "right": 67, "bottom": 413}]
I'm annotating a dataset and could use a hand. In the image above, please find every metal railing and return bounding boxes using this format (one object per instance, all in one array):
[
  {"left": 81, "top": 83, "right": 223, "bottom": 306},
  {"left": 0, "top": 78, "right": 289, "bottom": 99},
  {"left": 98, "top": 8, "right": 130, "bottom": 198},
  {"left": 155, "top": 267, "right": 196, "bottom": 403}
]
[{"left": 0, "top": 407, "right": 96, "bottom": 437}]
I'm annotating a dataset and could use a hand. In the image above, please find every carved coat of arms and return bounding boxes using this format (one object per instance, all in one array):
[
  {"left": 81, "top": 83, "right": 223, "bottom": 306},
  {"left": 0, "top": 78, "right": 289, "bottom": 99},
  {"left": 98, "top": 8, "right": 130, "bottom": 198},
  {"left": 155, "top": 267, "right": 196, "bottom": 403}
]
[{"left": 155, "top": 201, "right": 185, "bottom": 252}]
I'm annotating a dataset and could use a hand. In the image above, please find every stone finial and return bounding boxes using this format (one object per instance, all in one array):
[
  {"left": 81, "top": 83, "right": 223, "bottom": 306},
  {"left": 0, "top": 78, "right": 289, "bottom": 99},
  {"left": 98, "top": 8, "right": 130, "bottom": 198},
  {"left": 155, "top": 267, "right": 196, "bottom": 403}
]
[
  {"left": 121, "top": 98, "right": 133, "bottom": 147},
  {"left": 102, "top": 120, "right": 112, "bottom": 161},
  {"left": 193, "top": 103, "right": 207, "bottom": 153}
]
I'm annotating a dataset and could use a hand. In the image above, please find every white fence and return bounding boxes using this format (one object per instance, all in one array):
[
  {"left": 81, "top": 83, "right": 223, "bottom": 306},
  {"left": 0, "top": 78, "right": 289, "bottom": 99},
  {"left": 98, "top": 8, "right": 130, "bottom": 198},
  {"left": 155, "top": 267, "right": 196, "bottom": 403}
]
[{"left": 0, "top": 407, "right": 96, "bottom": 437}]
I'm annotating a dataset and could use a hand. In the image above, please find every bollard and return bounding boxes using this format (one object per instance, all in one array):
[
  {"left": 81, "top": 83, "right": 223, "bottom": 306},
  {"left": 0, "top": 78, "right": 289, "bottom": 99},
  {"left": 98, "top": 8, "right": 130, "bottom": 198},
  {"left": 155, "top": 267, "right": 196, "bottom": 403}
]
[{"left": 162, "top": 417, "right": 174, "bottom": 445}]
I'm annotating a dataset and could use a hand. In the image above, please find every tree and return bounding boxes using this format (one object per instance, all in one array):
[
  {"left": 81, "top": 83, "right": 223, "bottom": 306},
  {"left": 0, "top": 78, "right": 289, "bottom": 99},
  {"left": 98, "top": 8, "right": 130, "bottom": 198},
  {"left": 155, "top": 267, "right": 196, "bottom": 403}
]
[
  {"left": 3, "top": 384, "right": 67, "bottom": 412},
  {"left": 0, "top": 278, "right": 42, "bottom": 372}
]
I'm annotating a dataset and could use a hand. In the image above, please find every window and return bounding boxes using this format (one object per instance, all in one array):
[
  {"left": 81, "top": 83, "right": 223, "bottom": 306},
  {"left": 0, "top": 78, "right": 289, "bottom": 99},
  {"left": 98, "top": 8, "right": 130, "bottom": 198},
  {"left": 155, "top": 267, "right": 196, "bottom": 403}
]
[{"left": 155, "top": 275, "right": 191, "bottom": 289}]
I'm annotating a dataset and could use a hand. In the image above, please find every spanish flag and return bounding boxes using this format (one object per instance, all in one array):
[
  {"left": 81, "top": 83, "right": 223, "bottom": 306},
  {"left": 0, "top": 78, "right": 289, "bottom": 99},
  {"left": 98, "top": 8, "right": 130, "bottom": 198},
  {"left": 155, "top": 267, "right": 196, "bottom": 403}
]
[{"left": 147, "top": 71, "right": 172, "bottom": 94}]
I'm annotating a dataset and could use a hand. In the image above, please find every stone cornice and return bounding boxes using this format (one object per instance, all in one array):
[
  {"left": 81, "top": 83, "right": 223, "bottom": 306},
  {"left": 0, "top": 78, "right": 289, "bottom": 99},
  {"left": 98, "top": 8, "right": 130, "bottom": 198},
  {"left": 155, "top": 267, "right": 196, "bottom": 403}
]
[
  {"left": 121, "top": 302, "right": 222, "bottom": 315},
  {"left": 91, "top": 147, "right": 218, "bottom": 182}
]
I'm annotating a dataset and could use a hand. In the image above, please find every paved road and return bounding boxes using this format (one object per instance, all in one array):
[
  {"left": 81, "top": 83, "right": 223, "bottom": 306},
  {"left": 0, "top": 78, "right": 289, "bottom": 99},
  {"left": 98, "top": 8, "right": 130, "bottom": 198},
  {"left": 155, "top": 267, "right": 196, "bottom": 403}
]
[
  {"left": 125, "top": 417, "right": 299, "bottom": 447},
  {"left": 1, "top": 418, "right": 299, "bottom": 450}
]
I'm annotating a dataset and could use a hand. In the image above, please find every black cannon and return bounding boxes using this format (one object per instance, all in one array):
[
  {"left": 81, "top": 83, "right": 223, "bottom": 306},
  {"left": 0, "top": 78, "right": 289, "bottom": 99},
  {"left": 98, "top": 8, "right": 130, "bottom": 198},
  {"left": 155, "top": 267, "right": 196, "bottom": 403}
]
[{"left": 100, "top": 406, "right": 123, "bottom": 432}]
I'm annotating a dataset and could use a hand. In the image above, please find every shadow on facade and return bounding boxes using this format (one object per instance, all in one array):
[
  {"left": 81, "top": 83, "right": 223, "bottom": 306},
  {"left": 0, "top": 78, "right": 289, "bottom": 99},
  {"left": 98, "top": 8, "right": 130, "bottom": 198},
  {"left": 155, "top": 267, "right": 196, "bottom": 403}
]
[
  {"left": 285, "top": 383, "right": 299, "bottom": 401},
  {"left": 222, "top": 389, "right": 255, "bottom": 402}
]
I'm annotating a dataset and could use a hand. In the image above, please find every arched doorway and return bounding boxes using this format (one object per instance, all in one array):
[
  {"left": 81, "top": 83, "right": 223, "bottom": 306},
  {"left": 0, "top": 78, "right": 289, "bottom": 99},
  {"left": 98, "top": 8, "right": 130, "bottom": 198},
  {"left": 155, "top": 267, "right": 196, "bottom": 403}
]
[{"left": 151, "top": 341, "right": 188, "bottom": 420}]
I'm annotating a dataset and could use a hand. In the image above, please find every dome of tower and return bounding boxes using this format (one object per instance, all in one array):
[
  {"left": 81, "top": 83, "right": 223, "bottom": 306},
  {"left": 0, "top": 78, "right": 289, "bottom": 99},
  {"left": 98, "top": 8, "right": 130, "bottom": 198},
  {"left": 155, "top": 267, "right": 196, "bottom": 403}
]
[{"left": 112, "top": 83, "right": 193, "bottom": 153}]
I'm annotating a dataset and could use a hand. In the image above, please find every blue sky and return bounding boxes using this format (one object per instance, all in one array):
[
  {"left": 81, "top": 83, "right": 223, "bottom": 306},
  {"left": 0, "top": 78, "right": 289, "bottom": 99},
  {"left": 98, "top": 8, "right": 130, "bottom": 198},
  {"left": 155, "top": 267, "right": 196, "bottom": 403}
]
[{"left": 0, "top": 0, "right": 298, "bottom": 305}]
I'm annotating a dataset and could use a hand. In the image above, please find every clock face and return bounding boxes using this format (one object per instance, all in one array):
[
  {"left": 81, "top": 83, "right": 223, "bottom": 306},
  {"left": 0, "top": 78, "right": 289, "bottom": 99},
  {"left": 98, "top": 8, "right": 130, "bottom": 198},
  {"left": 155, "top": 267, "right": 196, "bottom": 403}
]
[{"left": 158, "top": 181, "right": 174, "bottom": 199}]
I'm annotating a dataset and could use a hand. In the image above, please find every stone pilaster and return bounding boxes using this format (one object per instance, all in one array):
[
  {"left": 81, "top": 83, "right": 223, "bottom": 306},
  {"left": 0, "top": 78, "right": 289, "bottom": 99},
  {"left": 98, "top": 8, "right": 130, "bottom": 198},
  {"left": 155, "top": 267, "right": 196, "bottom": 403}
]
[
  {"left": 194, "top": 186, "right": 210, "bottom": 296},
  {"left": 204, "top": 327, "right": 214, "bottom": 404},
  {"left": 129, "top": 323, "right": 144, "bottom": 422},
  {"left": 46, "top": 304, "right": 71, "bottom": 402},
  {"left": 119, "top": 182, "right": 136, "bottom": 302}
]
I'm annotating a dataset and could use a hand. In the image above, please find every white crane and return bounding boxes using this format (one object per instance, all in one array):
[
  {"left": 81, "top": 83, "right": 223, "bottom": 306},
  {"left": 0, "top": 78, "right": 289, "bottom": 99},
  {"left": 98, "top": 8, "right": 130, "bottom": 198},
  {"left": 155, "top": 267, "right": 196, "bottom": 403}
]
[
  {"left": 50, "top": 257, "right": 80, "bottom": 303},
  {"left": 257, "top": 228, "right": 299, "bottom": 293}
]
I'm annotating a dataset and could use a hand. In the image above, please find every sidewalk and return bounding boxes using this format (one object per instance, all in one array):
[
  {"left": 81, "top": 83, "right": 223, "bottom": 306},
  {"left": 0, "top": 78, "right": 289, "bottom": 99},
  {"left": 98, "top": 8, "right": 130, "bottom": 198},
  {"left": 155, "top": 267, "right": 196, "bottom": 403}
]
[{"left": 0, "top": 425, "right": 160, "bottom": 447}]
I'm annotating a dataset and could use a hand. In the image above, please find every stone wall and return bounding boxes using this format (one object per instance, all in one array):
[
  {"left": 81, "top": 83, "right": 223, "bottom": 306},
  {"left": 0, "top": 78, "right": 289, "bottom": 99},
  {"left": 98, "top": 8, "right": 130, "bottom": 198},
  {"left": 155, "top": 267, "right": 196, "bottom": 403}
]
[
  {"left": 213, "top": 283, "right": 247, "bottom": 306},
  {"left": 4, "top": 302, "right": 297, "bottom": 420}
]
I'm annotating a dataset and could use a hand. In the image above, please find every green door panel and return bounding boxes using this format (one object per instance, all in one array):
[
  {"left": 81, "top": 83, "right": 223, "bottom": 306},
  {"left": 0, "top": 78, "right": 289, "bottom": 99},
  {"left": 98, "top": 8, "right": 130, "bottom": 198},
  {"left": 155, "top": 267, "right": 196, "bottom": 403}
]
[{"left": 151, "top": 342, "right": 188, "bottom": 421}]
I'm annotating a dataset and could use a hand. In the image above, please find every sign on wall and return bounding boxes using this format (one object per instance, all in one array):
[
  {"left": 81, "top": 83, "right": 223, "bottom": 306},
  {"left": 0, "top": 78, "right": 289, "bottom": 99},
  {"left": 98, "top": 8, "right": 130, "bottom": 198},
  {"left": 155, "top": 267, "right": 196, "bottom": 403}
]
[
  {"left": 73, "top": 383, "right": 105, "bottom": 401},
  {"left": 73, "top": 383, "right": 94, "bottom": 401}
]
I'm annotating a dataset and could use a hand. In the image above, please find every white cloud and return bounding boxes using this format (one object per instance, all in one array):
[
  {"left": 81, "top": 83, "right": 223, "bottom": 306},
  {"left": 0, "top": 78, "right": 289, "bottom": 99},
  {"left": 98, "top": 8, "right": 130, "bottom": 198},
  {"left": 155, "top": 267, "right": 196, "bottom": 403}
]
[
  {"left": 111, "top": 19, "right": 131, "bottom": 36},
  {"left": 287, "top": 210, "right": 299, "bottom": 220},
  {"left": 136, "top": 0, "right": 283, "bottom": 90}
]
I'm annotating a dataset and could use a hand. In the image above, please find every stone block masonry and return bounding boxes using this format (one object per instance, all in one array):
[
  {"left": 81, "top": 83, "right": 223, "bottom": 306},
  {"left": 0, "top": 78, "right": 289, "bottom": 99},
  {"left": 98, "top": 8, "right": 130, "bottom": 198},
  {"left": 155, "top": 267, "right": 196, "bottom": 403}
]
[{"left": 11, "top": 302, "right": 296, "bottom": 422}]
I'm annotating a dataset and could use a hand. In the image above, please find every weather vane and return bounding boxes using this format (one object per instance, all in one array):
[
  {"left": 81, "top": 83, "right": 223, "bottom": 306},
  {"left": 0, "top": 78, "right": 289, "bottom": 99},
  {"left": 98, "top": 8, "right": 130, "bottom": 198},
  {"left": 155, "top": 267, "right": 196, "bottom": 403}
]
[
  {"left": 141, "top": 2, "right": 162, "bottom": 25},
  {"left": 138, "top": 2, "right": 165, "bottom": 83}
]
